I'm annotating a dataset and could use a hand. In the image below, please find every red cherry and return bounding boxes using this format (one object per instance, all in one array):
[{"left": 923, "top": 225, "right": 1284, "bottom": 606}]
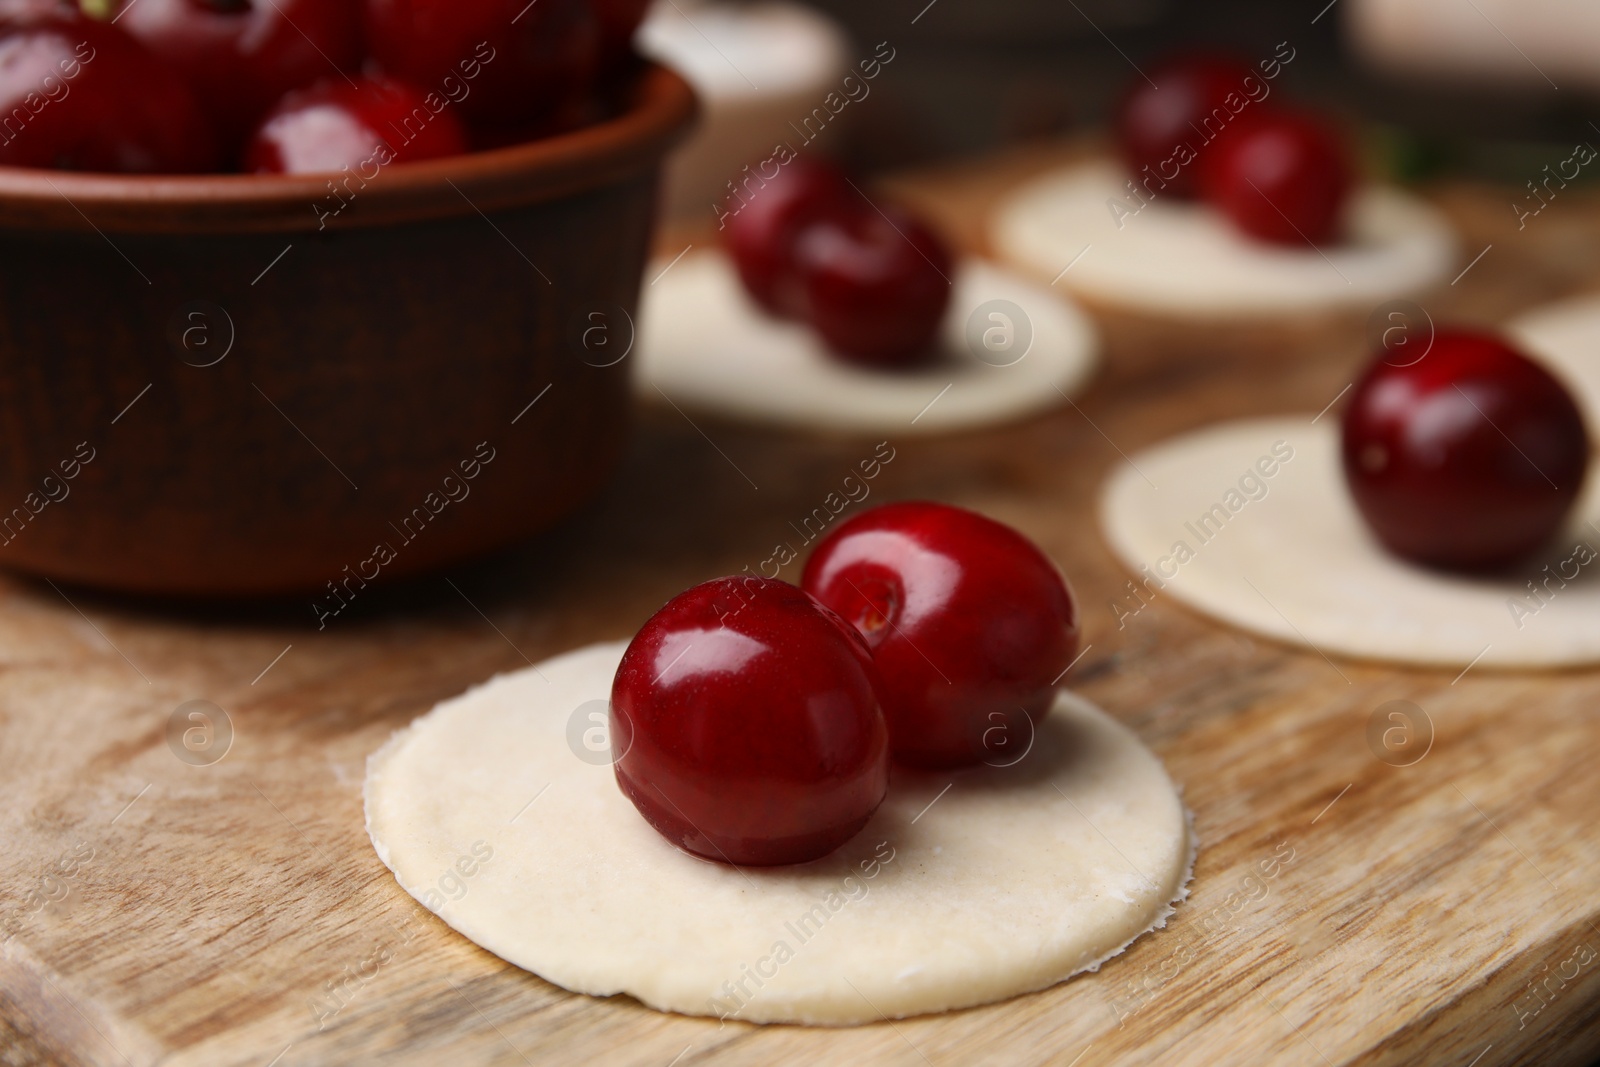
[
  {"left": 363, "top": 0, "right": 599, "bottom": 130},
  {"left": 111, "top": 0, "right": 362, "bottom": 146},
  {"left": 802, "top": 502, "right": 1080, "bottom": 769},
  {"left": 245, "top": 75, "right": 468, "bottom": 174},
  {"left": 0, "top": 7, "right": 215, "bottom": 172},
  {"left": 722, "top": 156, "right": 854, "bottom": 318},
  {"left": 1341, "top": 329, "right": 1590, "bottom": 571},
  {"left": 795, "top": 205, "right": 953, "bottom": 368},
  {"left": 611, "top": 576, "right": 890, "bottom": 867},
  {"left": 1198, "top": 108, "right": 1353, "bottom": 245},
  {"left": 1115, "top": 51, "right": 1257, "bottom": 200}
]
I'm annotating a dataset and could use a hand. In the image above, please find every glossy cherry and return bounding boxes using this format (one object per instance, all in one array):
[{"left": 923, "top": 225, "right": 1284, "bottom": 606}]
[
  {"left": 1115, "top": 51, "right": 1257, "bottom": 199},
  {"left": 722, "top": 156, "right": 854, "bottom": 318},
  {"left": 364, "top": 0, "right": 599, "bottom": 129},
  {"left": 109, "top": 0, "right": 363, "bottom": 144},
  {"left": 794, "top": 205, "right": 953, "bottom": 368},
  {"left": 802, "top": 502, "right": 1080, "bottom": 769},
  {"left": 1341, "top": 329, "right": 1590, "bottom": 571},
  {"left": 1198, "top": 108, "right": 1352, "bottom": 245},
  {"left": 0, "top": 6, "right": 215, "bottom": 172},
  {"left": 245, "top": 75, "right": 468, "bottom": 174},
  {"left": 611, "top": 576, "right": 890, "bottom": 866}
]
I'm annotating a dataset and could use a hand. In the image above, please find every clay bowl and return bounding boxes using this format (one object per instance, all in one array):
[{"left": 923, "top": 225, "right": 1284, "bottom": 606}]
[{"left": 0, "top": 63, "right": 696, "bottom": 601}]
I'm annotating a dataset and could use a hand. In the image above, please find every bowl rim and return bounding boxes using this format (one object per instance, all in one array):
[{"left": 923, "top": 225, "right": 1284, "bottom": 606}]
[{"left": 0, "top": 61, "right": 698, "bottom": 235}]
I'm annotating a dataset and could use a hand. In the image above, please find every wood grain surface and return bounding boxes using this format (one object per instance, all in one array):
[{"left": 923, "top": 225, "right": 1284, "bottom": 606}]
[{"left": 6, "top": 142, "right": 1600, "bottom": 1066}]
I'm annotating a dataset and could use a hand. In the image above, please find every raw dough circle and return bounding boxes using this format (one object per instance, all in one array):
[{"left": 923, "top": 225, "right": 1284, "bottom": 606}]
[
  {"left": 990, "top": 162, "right": 1459, "bottom": 316},
  {"left": 634, "top": 251, "right": 1099, "bottom": 434},
  {"left": 365, "top": 642, "right": 1193, "bottom": 1026},
  {"left": 637, "top": 1, "right": 846, "bottom": 99},
  {"left": 1508, "top": 292, "right": 1600, "bottom": 430},
  {"left": 1100, "top": 417, "right": 1600, "bottom": 669}
]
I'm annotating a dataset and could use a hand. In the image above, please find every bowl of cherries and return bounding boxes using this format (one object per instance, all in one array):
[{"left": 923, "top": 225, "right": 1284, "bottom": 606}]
[{"left": 0, "top": 0, "right": 695, "bottom": 596}]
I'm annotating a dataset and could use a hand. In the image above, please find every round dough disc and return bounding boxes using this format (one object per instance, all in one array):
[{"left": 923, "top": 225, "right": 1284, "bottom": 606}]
[
  {"left": 365, "top": 642, "right": 1193, "bottom": 1026},
  {"left": 1100, "top": 417, "right": 1600, "bottom": 669},
  {"left": 1508, "top": 292, "right": 1600, "bottom": 429},
  {"left": 990, "top": 162, "right": 1459, "bottom": 316},
  {"left": 634, "top": 251, "right": 1099, "bottom": 434}
]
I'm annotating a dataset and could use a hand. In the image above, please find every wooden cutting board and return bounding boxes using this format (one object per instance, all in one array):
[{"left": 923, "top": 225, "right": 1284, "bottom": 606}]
[{"left": 6, "top": 142, "right": 1600, "bottom": 1067}]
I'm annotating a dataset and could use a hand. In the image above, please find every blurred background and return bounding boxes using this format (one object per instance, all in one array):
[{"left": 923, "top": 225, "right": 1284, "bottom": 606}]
[{"left": 642, "top": 0, "right": 1599, "bottom": 200}]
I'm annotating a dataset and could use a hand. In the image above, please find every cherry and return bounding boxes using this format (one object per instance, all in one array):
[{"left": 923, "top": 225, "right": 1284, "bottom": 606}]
[
  {"left": 610, "top": 576, "right": 890, "bottom": 867},
  {"left": 1115, "top": 51, "right": 1257, "bottom": 200},
  {"left": 722, "top": 156, "right": 854, "bottom": 319},
  {"left": 1341, "top": 329, "right": 1590, "bottom": 571},
  {"left": 802, "top": 502, "right": 1080, "bottom": 769},
  {"left": 0, "top": 6, "right": 216, "bottom": 172},
  {"left": 794, "top": 205, "right": 953, "bottom": 368},
  {"left": 723, "top": 160, "right": 954, "bottom": 365},
  {"left": 1198, "top": 108, "right": 1352, "bottom": 245},
  {"left": 109, "top": 0, "right": 363, "bottom": 146},
  {"left": 363, "top": 0, "right": 600, "bottom": 130},
  {"left": 245, "top": 75, "right": 468, "bottom": 174}
]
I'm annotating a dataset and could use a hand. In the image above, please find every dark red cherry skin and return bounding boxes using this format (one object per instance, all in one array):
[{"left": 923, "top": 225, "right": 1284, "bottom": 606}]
[
  {"left": 111, "top": 0, "right": 362, "bottom": 145},
  {"left": 802, "top": 502, "right": 1080, "bottom": 769},
  {"left": 244, "top": 75, "right": 468, "bottom": 174},
  {"left": 1115, "top": 51, "right": 1256, "bottom": 200},
  {"left": 722, "top": 156, "right": 854, "bottom": 318},
  {"left": 610, "top": 576, "right": 890, "bottom": 867},
  {"left": 794, "top": 206, "right": 953, "bottom": 368},
  {"left": 1198, "top": 108, "right": 1353, "bottom": 245},
  {"left": 364, "top": 0, "right": 600, "bottom": 129},
  {"left": 1341, "top": 329, "right": 1590, "bottom": 571},
  {"left": 0, "top": 7, "right": 216, "bottom": 172}
]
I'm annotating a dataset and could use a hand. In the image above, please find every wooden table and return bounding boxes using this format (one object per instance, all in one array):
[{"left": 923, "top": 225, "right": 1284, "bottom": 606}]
[{"left": 6, "top": 143, "right": 1600, "bottom": 1066}]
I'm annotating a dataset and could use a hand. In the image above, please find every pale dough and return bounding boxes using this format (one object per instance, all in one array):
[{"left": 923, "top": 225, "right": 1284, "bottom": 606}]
[
  {"left": 635, "top": 2, "right": 851, "bottom": 221},
  {"left": 365, "top": 642, "right": 1193, "bottom": 1026},
  {"left": 634, "top": 251, "right": 1099, "bottom": 434},
  {"left": 1349, "top": 0, "right": 1600, "bottom": 94},
  {"left": 1507, "top": 292, "right": 1600, "bottom": 430},
  {"left": 1099, "top": 418, "right": 1600, "bottom": 669},
  {"left": 990, "top": 162, "right": 1459, "bottom": 316}
]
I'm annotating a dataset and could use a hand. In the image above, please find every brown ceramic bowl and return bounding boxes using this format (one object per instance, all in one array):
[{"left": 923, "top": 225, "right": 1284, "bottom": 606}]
[{"left": 0, "top": 63, "right": 695, "bottom": 600}]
